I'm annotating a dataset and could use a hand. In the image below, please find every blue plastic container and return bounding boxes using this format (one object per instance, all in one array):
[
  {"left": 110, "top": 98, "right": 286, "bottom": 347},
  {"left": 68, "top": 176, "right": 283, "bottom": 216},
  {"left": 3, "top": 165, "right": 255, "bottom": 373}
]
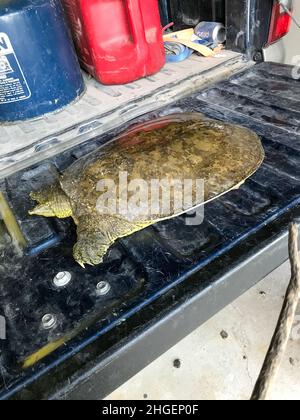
[{"left": 0, "top": 0, "right": 85, "bottom": 122}]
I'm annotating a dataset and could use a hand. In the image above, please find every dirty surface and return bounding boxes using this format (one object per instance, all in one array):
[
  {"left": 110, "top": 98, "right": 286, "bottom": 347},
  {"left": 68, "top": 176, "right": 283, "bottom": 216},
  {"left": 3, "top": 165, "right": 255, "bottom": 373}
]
[{"left": 0, "top": 62, "right": 299, "bottom": 399}]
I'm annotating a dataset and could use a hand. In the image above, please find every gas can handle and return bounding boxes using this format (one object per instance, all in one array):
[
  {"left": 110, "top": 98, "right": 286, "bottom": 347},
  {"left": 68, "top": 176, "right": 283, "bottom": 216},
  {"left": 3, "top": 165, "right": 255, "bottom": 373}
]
[{"left": 125, "top": 0, "right": 147, "bottom": 45}]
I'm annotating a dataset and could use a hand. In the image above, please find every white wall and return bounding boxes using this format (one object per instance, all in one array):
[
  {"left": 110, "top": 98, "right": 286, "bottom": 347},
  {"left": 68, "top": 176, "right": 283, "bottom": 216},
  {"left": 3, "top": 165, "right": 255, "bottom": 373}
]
[{"left": 282, "top": 0, "right": 300, "bottom": 63}]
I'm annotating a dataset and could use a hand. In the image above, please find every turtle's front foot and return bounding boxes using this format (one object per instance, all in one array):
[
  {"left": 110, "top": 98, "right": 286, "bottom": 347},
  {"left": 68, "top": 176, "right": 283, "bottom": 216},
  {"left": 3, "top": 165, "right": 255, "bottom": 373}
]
[{"left": 73, "top": 235, "right": 110, "bottom": 268}]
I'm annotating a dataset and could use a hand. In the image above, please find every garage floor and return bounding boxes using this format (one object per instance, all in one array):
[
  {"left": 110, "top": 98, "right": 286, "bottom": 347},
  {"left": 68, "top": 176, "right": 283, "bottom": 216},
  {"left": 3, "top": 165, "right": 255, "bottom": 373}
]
[{"left": 106, "top": 260, "right": 300, "bottom": 400}]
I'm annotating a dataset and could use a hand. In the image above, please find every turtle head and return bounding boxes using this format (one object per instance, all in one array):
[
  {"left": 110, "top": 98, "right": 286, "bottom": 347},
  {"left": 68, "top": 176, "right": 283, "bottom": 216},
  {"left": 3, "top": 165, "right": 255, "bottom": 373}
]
[{"left": 29, "top": 183, "right": 73, "bottom": 219}]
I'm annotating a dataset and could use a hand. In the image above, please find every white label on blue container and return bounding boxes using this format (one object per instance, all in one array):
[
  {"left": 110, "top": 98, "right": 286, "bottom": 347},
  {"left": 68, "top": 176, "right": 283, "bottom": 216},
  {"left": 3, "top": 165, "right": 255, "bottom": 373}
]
[{"left": 0, "top": 33, "right": 31, "bottom": 104}]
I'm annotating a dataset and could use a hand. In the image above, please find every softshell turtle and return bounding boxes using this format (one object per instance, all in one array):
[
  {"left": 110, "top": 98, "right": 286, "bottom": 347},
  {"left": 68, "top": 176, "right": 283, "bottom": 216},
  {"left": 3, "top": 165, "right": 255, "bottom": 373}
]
[{"left": 29, "top": 113, "right": 264, "bottom": 267}]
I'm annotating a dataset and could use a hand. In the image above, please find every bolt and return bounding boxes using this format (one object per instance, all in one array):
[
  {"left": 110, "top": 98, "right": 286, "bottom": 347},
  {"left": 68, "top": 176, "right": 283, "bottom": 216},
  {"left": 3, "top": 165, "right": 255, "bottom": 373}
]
[
  {"left": 53, "top": 271, "right": 72, "bottom": 288},
  {"left": 42, "top": 314, "right": 57, "bottom": 330},
  {"left": 96, "top": 281, "right": 111, "bottom": 296},
  {"left": 253, "top": 51, "right": 263, "bottom": 62}
]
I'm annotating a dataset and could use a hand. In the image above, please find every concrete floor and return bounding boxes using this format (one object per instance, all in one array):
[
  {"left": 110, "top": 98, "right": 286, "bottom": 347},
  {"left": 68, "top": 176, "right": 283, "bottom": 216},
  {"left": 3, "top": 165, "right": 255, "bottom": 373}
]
[{"left": 107, "top": 261, "right": 300, "bottom": 400}]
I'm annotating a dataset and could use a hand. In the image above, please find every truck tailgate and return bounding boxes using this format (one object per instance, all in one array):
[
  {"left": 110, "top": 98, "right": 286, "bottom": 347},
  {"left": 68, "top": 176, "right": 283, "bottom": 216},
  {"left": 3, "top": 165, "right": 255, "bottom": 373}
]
[{"left": 0, "top": 61, "right": 299, "bottom": 400}]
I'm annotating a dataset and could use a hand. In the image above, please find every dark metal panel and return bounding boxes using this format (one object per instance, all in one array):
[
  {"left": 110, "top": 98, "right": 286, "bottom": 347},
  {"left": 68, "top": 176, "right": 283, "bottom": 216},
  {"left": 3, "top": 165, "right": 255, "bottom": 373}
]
[
  {"left": 169, "top": 0, "right": 225, "bottom": 29},
  {"left": 158, "top": 0, "right": 171, "bottom": 27},
  {"left": 226, "top": 0, "right": 273, "bottom": 60},
  {"left": 53, "top": 217, "right": 300, "bottom": 400}
]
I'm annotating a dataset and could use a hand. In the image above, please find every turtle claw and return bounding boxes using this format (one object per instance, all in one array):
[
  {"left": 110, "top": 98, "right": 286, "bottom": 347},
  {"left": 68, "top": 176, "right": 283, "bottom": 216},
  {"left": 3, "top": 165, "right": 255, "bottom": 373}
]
[
  {"left": 87, "top": 262, "right": 95, "bottom": 267},
  {"left": 77, "top": 261, "right": 85, "bottom": 269}
]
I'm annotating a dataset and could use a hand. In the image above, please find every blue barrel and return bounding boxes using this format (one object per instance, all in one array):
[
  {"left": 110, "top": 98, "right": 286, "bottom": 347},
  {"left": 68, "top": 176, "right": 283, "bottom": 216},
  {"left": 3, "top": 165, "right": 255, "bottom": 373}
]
[{"left": 0, "top": 0, "right": 85, "bottom": 122}]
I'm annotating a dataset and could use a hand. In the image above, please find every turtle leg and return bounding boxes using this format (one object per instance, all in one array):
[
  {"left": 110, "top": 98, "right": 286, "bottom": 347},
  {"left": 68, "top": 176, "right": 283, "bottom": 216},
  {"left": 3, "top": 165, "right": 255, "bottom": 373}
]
[
  {"left": 73, "top": 233, "right": 111, "bottom": 268},
  {"left": 73, "top": 215, "right": 151, "bottom": 268}
]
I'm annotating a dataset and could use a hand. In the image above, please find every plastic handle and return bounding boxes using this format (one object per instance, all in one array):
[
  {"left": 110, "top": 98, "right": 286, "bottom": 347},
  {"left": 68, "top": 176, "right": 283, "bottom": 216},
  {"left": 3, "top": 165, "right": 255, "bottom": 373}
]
[{"left": 125, "top": 0, "right": 147, "bottom": 45}]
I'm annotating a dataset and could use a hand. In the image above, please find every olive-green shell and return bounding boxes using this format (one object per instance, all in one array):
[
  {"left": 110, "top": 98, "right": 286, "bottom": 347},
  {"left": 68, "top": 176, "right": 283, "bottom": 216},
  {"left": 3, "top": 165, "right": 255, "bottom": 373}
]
[{"left": 60, "top": 113, "right": 264, "bottom": 223}]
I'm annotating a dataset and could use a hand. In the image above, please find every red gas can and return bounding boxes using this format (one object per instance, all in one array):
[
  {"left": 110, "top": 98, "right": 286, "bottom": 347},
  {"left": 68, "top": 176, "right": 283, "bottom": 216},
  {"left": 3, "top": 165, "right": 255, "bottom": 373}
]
[{"left": 62, "top": 0, "right": 166, "bottom": 85}]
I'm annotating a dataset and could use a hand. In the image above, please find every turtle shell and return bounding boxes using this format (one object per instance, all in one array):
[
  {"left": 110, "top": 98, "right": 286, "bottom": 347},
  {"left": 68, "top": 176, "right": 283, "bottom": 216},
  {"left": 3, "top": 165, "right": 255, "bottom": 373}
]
[{"left": 60, "top": 113, "right": 264, "bottom": 223}]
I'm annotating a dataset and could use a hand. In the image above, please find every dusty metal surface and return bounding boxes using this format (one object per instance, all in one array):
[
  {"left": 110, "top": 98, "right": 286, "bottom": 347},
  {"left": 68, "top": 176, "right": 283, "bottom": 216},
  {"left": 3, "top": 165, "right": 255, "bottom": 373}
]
[{"left": 0, "top": 62, "right": 299, "bottom": 400}]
